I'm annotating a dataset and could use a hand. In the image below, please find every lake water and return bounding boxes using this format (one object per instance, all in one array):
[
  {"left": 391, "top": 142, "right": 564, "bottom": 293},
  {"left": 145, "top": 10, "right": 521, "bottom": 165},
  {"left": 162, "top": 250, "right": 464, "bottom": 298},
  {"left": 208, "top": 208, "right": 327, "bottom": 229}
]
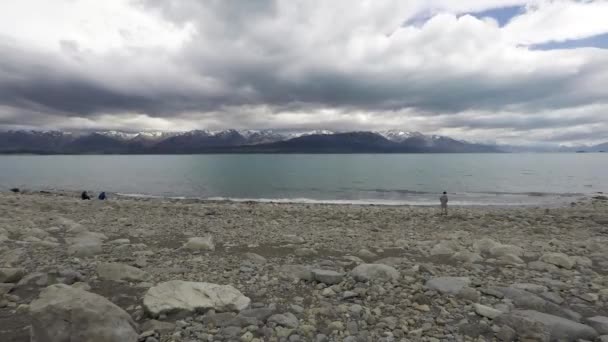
[{"left": 0, "top": 154, "right": 606, "bottom": 206}]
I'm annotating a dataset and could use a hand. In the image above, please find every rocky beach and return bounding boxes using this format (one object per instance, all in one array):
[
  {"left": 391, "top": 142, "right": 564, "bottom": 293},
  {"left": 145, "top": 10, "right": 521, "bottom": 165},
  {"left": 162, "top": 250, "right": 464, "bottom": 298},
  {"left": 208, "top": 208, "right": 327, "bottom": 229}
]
[{"left": 1, "top": 191, "right": 608, "bottom": 342}]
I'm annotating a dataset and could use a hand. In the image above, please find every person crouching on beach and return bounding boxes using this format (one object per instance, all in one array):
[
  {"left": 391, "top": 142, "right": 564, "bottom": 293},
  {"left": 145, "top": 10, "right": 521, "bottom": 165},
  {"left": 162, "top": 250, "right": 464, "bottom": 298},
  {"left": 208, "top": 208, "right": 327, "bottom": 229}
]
[
  {"left": 440, "top": 191, "right": 448, "bottom": 215},
  {"left": 81, "top": 191, "right": 91, "bottom": 200}
]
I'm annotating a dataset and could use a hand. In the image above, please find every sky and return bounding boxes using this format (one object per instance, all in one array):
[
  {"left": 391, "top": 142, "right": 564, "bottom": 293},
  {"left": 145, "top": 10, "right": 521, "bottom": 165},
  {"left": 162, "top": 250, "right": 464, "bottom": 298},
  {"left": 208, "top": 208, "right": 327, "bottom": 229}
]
[{"left": 0, "top": 0, "right": 607, "bottom": 145}]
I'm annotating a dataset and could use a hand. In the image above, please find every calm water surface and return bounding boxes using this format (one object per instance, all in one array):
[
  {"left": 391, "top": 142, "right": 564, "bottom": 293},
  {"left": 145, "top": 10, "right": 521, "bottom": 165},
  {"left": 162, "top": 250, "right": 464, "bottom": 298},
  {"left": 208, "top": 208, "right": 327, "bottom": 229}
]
[{"left": 0, "top": 154, "right": 606, "bottom": 206}]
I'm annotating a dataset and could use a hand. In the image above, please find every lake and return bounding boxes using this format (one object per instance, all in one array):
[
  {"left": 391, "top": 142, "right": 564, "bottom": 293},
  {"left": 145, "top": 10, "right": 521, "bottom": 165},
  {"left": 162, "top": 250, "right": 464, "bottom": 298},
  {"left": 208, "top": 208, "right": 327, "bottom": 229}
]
[{"left": 0, "top": 154, "right": 606, "bottom": 206}]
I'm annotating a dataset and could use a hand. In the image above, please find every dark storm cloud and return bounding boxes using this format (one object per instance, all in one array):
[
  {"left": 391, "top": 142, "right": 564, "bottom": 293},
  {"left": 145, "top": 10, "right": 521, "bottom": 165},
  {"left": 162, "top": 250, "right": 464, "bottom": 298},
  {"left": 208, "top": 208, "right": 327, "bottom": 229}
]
[{"left": 0, "top": 0, "right": 607, "bottom": 144}]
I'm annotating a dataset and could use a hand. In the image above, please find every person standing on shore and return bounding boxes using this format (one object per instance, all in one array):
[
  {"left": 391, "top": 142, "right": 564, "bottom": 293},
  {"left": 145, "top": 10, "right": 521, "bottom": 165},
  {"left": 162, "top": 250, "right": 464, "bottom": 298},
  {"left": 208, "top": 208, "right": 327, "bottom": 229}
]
[{"left": 440, "top": 191, "right": 448, "bottom": 215}]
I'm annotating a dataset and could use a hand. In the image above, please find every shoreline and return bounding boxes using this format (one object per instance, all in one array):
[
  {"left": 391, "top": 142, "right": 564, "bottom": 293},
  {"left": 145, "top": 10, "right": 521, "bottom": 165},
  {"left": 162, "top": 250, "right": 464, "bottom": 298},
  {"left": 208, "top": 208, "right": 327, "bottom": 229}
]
[
  {"left": 1, "top": 191, "right": 608, "bottom": 341},
  {"left": 2, "top": 187, "right": 592, "bottom": 209}
]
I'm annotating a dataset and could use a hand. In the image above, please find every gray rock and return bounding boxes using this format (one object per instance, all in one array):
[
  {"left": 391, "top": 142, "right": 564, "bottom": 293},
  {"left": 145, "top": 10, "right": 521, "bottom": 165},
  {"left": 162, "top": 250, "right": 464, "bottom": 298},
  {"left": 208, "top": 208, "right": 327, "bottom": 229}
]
[
  {"left": 239, "top": 307, "right": 275, "bottom": 322},
  {"left": 528, "top": 261, "right": 558, "bottom": 271},
  {"left": 312, "top": 269, "right": 343, "bottom": 285},
  {"left": 496, "top": 325, "right": 517, "bottom": 341},
  {"left": 539, "top": 292, "right": 564, "bottom": 305},
  {"left": 342, "top": 291, "right": 359, "bottom": 300},
  {"left": 295, "top": 248, "right": 317, "bottom": 257},
  {"left": 356, "top": 249, "right": 378, "bottom": 259},
  {"left": 474, "top": 304, "right": 503, "bottom": 319},
  {"left": 499, "top": 254, "right": 525, "bottom": 265},
  {"left": 268, "top": 312, "right": 299, "bottom": 328},
  {"left": 30, "top": 284, "right": 138, "bottom": 342},
  {"left": 283, "top": 234, "right": 305, "bottom": 244},
  {"left": 183, "top": 236, "right": 215, "bottom": 251},
  {"left": 374, "top": 257, "right": 407, "bottom": 267},
  {"left": 493, "top": 286, "right": 569, "bottom": 318},
  {"left": 585, "top": 316, "right": 608, "bottom": 334},
  {"left": 473, "top": 238, "right": 500, "bottom": 254},
  {"left": 97, "top": 263, "right": 149, "bottom": 282},
  {"left": 350, "top": 264, "right": 399, "bottom": 282},
  {"left": 451, "top": 251, "right": 482, "bottom": 263},
  {"left": 458, "top": 287, "right": 480, "bottom": 302},
  {"left": 430, "top": 241, "right": 457, "bottom": 256},
  {"left": 244, "top": 252, "right": 267, "bottom": 264},
  {"left": 143, "top": 280, "right": 250, "bottom": 316},
  {"left": 0, "top": 283, "right": 13, "bottom": 296},
  {"left": 426, "top": 277, "right": 471, "bottom": 295},
  {"left": 540, "top": 252, "right": 575, "bottom": 269},
  {"left": 497, "top": 310, "right": 598, "bottom": 341},
  {"left": 67, "top": 233, "right": 103, "bottom": 257},
  {"left": 109, "top": 238, "right": 130, "bottom": 245},
  {"left": 489, "top": 244, "right": 523, "bottom": 257},
  {"left": 511, "top": 283, "right": 548, "bottom": 294},
  {"left": 279, "top": 265, "right": 313, "bottom": 281},
  {"left": 0, "top": 248, "right": 25, "bottom": 267},
  {"left": 0, "top": 268, "right": 25, "bottom": 283}
]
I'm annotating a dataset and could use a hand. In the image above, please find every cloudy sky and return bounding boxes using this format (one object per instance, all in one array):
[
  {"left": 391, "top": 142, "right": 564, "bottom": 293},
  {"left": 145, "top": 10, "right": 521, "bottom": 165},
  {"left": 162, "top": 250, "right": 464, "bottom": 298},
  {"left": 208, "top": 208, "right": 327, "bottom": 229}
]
[{"left": 1, "top": 0, "right": 607, "bottom": 145}]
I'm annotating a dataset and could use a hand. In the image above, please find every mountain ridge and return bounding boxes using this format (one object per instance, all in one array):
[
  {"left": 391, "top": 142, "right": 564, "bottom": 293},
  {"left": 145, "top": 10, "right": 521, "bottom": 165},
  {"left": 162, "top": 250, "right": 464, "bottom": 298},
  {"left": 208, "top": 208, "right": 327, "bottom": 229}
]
[{"left": 2, "top": 129, "right": 601, "bottom": 154}]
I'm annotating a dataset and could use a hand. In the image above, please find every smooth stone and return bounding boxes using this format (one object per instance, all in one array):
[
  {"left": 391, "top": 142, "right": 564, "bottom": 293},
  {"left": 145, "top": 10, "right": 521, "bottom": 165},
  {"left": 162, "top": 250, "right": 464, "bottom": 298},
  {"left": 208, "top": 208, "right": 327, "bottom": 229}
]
[
  {"left": 143, "top": 280, "right": 250, "bottom": 316},
  {"left": 540, "top": 252, "right": 575, "bottom": 269},
  {"left": 97, "top": 263, "right": 149, "bottom": 282},
  {"left": 312, "top": 269, "right": 343, "bottom": 285},
  {"left": 426, "top": 277, "right": 471, "bottom": 295},
  {"left": 295, "top": 248, "right": 317, "bottom": 257},
  {"left": 184, "top": 236, "right": 215, "bottom": 251},
  {"left": 489, "top": 244, "right": 524, "bottom": 257},
  {"left": 279, "top": 265, "right": 313, "bottom": 281},
  {"left": 283, "top": 235, "right": 305, "bottom": 244},
  {"left": 474, "top": 304, "right": 503, "bottom": 319},
  {"left": 0, "top": 268, "right": 25, "bottom": 283},
  {"left": 30, "top": 284, "right": 138, "bottom": 342},
  {"left": 244, "top": 253, "right": 267, "bottom": 264},
  {"left": 497, "top": 310, "right": 598, "bottom": 341},
  {"left": 350, "top": 264, "right": 399, "bottom": 282},
  {"left": 268, "top": 313, "right": 299, "bottom": 329},
  {"left": 585, "top": 316, "right": 608, "bottom": 335}
]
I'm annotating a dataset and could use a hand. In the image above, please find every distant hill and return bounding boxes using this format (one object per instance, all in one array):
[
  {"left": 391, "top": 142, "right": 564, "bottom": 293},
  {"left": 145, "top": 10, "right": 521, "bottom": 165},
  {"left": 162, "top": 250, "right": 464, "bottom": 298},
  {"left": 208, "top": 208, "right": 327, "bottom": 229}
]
[{"left": 0, "top": 129, "right": 502, "bottom": 154}]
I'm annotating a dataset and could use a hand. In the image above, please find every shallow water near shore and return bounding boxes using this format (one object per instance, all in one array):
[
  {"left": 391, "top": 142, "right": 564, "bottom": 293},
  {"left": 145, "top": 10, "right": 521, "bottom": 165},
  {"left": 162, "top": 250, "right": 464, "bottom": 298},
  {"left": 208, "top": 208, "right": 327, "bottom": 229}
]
[{"left": 0, "top": 153, "right": 606, "bottom": 206}]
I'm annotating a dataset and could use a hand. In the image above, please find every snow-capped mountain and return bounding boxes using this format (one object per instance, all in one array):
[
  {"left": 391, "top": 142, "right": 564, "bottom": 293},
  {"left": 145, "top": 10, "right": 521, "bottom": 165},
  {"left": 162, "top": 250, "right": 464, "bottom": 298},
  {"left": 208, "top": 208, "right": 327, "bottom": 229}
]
[
  {"left": 0, "top": 129, "right": 504, "bottom": 153},
  {"left": 95, "top": 131, "right": 139, "bottom": 140},
  {"left": 377, "top": 130, "right": 424, "bottom": 142}
]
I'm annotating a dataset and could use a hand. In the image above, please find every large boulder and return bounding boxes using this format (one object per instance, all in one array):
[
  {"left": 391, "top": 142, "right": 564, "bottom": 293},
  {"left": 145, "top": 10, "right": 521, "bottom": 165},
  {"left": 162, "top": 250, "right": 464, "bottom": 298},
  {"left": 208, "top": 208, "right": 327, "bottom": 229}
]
[
  {"left": 268, "top": 312, "right": 300, "bottom": 329},
  {"left": 426, "top": 277, "right": 471, "bottom": 295},
  {"left": 312, "top": 269, "right": 343, "bottom": 285},
  {"left": 350, "top": 264, "right": 399, "bottom": 282},
  {"left": 492, "top": 286, "right": 569, "bottom": 318},
  {"left": 30, "top": 284, "right": 138, "bottom": 342},
  {"left": 0, "top": 267, "right": 25, "bottom": 283},
  {"left": 279, "top": 265, "right": 313, "bottom": 281},
  {"left": 184, "top": 236, "right": 215, "bottom": 251},
  {"left": 489, "top": 244, "right": 524, "bottom": 257},
  {"left": 473, "top": 238, "right": 500, "bottom": 254},
  {"left": 143, "top": 280, "right": 250, "bottom": 316},
  {"left": 474, "top": 304, "right": 503, "bottom": 319},
  {"left": 0, "top": 248, "right": 25, "bottom": 267},
  {"left": 585, "top": 316, "right": 608, "bottom": 334},
  {"left": 67, "top": 232, "right": 104, "bottom": 257},
  {"left": 283, "top": 234, "right": 305, "bottom": 244},
  {"left": 430, "top": 240, "right": 459, "bottom": 256},
  {"left": 540, "top": 253, "right": 575, "bottom": 269},
  {"left": 97, "top": 263, "right": 149, "bottom": 282},
  {"left": 497, "top": 310, "right": 598, "bottom": 341}
]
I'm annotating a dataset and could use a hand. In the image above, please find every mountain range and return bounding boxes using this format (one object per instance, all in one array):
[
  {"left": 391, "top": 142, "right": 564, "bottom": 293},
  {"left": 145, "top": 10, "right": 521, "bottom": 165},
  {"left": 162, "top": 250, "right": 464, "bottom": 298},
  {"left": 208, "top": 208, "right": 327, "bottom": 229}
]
[{"left": 0, "top": 129, "right": 503, "bottom": 154}]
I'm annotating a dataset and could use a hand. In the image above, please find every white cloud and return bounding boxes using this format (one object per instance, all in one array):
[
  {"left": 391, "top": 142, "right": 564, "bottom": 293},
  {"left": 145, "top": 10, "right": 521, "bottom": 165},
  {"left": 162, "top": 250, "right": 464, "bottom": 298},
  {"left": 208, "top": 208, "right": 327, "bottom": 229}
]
[
  {"left": 504, "top": 0, "right": 608, "bottom": 45},
  {"left": 0, "top": 0, "right": 607, "bottom": 144}
]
